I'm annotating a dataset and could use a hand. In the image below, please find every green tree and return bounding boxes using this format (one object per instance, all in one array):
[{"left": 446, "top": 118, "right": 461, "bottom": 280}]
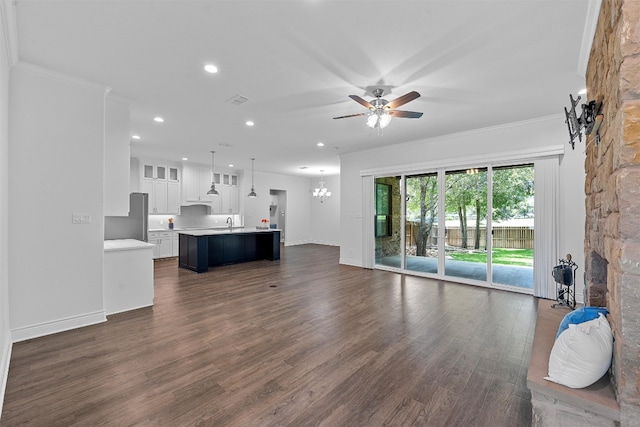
[
  {"left": 406, "top": 174, "right": 437, "bottom": 256},
  {"left": 445, "top": 171, "right": 487, "bottom": 249},
  {"left": 492, "top": 166, "right": 534, "bottom": 221}
]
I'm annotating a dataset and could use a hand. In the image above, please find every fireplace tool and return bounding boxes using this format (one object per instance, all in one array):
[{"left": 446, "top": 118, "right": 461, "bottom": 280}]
[{"left": 551, "top": 254, "right": 578, "bottom": 310}]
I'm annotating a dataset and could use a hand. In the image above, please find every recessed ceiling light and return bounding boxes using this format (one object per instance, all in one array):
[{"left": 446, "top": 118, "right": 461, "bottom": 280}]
[
  {"left": 317, "top": 142, "right": 325, "bottom": 147},
  {"left": 154, "top": 116, "right": 164, "bottom": 123},
  {"left": 246, "top": 121, "right": 254, "bottom": 126},
  {"left": 182, "top": 157, "right": 188, "bottom": 161},
  {"left": 578, "top": 88, "right": 587, "bottom": 95},
  {"left": 228, "top": 164, "right": 234, "bottom": 168},
  {"left": 131, "top": 135, "right": 141, "bottom": 140},
  {"left": 204, "top": 64, "right": 218, "bottom": 74}
]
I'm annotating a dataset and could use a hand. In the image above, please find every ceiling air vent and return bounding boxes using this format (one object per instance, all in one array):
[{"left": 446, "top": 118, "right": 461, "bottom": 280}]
[{"left": 226, "top": 94, "right": 249, "bottom": 105}]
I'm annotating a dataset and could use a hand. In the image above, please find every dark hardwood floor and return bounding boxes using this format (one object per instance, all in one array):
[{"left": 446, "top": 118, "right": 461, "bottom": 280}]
[{"left": 2, "top": 244, "right": 536, "bottom": 426}]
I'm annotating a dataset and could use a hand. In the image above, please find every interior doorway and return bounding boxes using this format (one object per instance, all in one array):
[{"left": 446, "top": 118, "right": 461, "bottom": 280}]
[{"left": 270, "top": 190, "right": 286, "bottom": 242}]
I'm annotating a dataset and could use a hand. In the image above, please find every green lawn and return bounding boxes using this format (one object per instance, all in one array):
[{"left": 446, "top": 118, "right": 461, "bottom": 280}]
[{"left": 448, "top": 248, "right": 533, "bottom": 267}]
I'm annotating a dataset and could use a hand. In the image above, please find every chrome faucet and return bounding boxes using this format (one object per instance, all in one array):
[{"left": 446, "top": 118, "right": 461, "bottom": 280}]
[{"left": 226, "top": 216, "right": 233, "bottom": 229}]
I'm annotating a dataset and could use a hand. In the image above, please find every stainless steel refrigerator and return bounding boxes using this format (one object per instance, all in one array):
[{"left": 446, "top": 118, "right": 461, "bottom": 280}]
[{"left": 104, "top": 192, "right": 149, "bottom": 241}]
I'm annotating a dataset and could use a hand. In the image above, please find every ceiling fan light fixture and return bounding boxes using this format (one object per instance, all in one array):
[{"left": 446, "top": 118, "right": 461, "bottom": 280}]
[
  {"left": 379, "top": 113, "right": 392, "bottom": 128},
  {"left": 367, "top": 111, "right": 392, "bottom": 129},
  {"left": 367, "top": 113, "right": 379, "bottom": 128}
]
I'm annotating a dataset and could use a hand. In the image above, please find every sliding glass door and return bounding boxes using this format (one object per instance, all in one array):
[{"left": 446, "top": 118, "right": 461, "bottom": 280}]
[
  {"left": 374, "top": 176, "right": 402, "bottom": 269},
  {"left": 373, "top": 163, "right": 534, "bottom": 293},
  {"left": 491, "top": 164, "right": 534, "bottom": 289},
  {"left": 405, "top": 173, "right": 439, "bottom": 274},
  {"left": 444, "top": 168, "right": 488, "bottom": 282}
]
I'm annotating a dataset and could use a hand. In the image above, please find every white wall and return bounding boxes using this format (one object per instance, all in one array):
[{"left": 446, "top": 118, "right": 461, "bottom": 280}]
[
  {"left": 309, "top": 173, "right": 340, "bottom": 246},
  {"left": 243, "top": 170, "right": 313, "bottom": 246},
  {"left": 0, "top": 0, "right": 13, "bottom": 413},
  {"left": 8, "top": 63, "right": 108, "bottom": 341},
  {"left": 339, "top": 115, "right": 586, "bottom": 303}
]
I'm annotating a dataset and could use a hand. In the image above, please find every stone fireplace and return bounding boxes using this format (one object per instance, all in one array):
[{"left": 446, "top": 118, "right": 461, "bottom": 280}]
[{"left": 584, "top": 0, "right": 640, "bottom": 424}]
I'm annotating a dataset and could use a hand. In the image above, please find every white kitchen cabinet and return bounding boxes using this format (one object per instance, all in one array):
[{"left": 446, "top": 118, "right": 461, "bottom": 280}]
[
  {"left": 167, "top": 181, "right": 180, "bottom": 213},
  {"left": 148, "top": 231, "right": 174, "bottom": 259},
  {"left": 103, "top": 239, "right": 154, "bottom": 315},
  {"left": 172, "top": 232, "right": 179, "bottom": 257},
  {"left": 218, "top": 173, "right": 239, "bottom": 214},
  {"left": 140, "top": 161, "right": 180, "bottom": 214},
  {"left": 219, "top": 185, "right": 239, "bottom": 214},
  {"left": 183, "top": 164, "right": 215, "bottom": 204},
  {"left": 143, "top": 163, "right": 166, "bottom": 180}
]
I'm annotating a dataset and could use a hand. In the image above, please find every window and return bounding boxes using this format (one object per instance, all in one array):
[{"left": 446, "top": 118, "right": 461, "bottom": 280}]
[{"left": 375, "top": 182, "right": 392, "bottom": 237}]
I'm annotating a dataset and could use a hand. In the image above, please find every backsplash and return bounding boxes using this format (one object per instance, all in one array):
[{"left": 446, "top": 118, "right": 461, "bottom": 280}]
[{"left": 149, "top": 205, "right": 242, "bottom": 230}]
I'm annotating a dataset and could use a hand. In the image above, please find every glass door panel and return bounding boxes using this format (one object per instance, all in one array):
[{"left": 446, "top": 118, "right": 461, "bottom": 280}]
[
  {"left": 405, "top": 173, "right": 439, "bottom": 274},
  {"left": 444, "top": 168, "right": 488, "bottom": 282},
  {"left": 374, "top": 176, "right": 402, "bottom": 269},
  {"left": 491, "top": 164, "right": 534, "bottom": 289}
]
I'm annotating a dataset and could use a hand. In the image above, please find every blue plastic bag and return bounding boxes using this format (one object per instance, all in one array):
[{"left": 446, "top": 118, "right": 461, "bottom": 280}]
[{"left": 556, "top": 306, "right": 608, "bottom": 339}]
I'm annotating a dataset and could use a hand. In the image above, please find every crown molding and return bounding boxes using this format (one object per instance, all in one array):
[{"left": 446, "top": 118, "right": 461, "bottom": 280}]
[
  {"left": 359, "top": 144, "right": 565, "bottom": 178},
  {"left": 342, "top": 113, "right": 565, "bottom": 161},
  {"left": 0, "top": 0, "right": 19, "bottom": 66},
  {"left": 577, "top": 0, "right": 602, "bottom": 77},
  {"left": 13, "top": 61, "right": 110, "bottom": 94},
  {"left": 106, "top": 92, "right": 133, "bottom": 105}
]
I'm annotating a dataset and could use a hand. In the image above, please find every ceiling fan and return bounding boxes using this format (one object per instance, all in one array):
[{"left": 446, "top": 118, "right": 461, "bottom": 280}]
[{"left": 333, "top": 88, "right": 423, "bottom": 129}]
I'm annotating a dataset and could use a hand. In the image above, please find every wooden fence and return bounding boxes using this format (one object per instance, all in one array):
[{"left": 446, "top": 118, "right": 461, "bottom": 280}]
[{"left": 406, "top": 222, "right": 534, "bottom": 250}]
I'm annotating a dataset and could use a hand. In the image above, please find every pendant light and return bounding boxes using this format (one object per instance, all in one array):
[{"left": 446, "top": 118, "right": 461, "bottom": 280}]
[
  {"left": 247, "top": 157, "right": 258, "bottom": 198},
  {"left": 206, "top": 150, "right": 219, "bottom": 196}
]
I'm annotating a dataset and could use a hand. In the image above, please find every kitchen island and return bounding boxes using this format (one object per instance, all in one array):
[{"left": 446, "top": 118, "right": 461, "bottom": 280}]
[{"left": 178, "top": 228, "right": 280, "bottom": 273}]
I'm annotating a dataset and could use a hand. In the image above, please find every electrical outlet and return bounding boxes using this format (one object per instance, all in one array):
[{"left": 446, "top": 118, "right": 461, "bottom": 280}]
[{"left": 72, "top": 213, "right": 92, "bottom": 224}]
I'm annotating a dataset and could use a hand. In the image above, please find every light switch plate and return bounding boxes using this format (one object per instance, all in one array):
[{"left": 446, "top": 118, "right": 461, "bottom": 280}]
[{"left": 72, "top": 213, "right": 92, "bottom": 224}]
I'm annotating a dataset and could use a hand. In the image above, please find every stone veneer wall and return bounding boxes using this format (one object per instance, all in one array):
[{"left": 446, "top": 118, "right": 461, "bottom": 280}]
[{"left": 584, "top": 0, "right": 640, "bottom": 424}]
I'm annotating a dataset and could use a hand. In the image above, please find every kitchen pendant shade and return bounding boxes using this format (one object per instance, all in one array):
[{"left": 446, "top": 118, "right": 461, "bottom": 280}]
[
  {"left": 207, "top": 183, "right": 219, "bottom": 196},
  {"left": 247, "top": 157, "right": 258, "bottom": 198},
  {"left": 207, "top": 150, "right": 220, "bottom": 196}
]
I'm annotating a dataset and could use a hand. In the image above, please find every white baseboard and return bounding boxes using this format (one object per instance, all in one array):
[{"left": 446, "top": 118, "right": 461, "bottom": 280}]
[
  {"left": 283, "top": 239, "right": 312, "bottom": 247},
  {"left": 11, "top": 310, "right": 107, "bottom": 343},
  {"left": 0, "top": 336, "right": 12, "bottom": 418},
  {"left": 105, "top": 303, "right": 153, "bottom": 317},
  {"left": 339, "top": 257, "right": 363, "bottom": 267},
  {"left": 309, "top": 240, "right": 340, "bottom": 247}
]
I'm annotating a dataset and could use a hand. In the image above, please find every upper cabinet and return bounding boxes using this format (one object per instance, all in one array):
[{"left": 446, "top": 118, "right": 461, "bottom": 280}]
[
  {"left": 182, "top": 164, "right": 239, "bottom": 213},
  {"left": 140, "top": 160, "right": 180, "bottom": 214},
  {"left": 182, "top": 164, "right": 214, "bottom": 204}
]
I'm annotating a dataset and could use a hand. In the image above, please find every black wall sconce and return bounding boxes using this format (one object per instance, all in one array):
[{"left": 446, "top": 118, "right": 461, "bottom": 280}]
[{"left": 564, "top": 93, "right": 604, "bottom": 149}]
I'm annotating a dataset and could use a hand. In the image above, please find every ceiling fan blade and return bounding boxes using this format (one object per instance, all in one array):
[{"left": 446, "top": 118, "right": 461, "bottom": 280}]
[
  {"left": 333, "top": 112, "right": 367, "bottom": 119},
  {"left": 388, "top": 110, "right": 423, "bottom": 118},
  {"left": 385, "top": 91, "right": 421, "bottom": 109},
  {"left": 349, "top": 95, "right": 374, "bottom": 110}
]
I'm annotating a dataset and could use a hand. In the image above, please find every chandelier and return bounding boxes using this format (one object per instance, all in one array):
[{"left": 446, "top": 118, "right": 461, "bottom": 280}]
[{"left": 313, "top": 170, "right": 331, "bottom": 203}]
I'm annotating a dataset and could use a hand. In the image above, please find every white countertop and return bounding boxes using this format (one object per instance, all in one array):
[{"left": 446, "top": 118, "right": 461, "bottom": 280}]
[
  {"left": 178, "top": 228, "right": 280, "bottom": 236},
  {"left": 104, "top": 239, "right": 155, "bottom": 252}
]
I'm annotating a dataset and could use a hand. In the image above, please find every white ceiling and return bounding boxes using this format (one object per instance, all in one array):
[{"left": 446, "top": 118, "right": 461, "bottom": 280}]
[{"left": 12, "top": 0, "right": 592, "bottom": 177}]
